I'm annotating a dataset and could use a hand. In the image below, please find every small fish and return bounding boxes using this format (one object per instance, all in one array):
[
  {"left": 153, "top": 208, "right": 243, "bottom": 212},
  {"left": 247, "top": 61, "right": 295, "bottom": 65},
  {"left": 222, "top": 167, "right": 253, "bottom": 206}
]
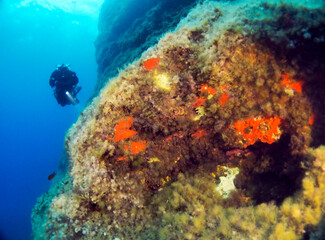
[{"left": 48, "top": 172, "right": 56, "bottom": 181}]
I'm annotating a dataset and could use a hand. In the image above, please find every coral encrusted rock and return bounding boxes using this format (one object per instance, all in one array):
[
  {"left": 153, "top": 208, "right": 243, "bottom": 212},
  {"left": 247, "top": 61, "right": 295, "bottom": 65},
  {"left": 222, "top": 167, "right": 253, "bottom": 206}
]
[
  {"left": 94, "top": 0, "right": 198, "bottom": 98},
  {"left": 32, "top": 0, "right": 325, "bottom": 239}
]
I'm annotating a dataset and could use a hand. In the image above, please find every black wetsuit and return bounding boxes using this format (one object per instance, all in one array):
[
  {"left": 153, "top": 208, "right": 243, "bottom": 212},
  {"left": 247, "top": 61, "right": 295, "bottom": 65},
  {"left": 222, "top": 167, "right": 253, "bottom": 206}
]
[{"left": 50, "top": 67, "right": 79, "bottom": 106}]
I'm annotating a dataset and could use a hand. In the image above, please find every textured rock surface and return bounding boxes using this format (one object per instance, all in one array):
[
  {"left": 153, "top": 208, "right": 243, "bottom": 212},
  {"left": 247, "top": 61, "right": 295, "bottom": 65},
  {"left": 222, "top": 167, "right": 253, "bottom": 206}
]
[
  {"left": 94, "top": 0, "right": 198, "bottom": 97},
  {"left": 32, "top": 0, "right": 325, "bottom": 239}
]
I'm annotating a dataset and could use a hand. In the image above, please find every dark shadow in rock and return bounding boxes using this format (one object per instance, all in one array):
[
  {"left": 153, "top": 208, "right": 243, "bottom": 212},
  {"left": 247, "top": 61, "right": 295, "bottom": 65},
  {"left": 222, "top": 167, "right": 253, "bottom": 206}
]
[{"left": 235, "top": 135, "right": 306, "bottom": 205}]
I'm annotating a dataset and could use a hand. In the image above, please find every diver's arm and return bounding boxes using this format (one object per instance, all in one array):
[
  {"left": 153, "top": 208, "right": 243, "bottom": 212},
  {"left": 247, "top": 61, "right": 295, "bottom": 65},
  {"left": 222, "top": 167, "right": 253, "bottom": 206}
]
[
  {"left": 50, "top": 78, "right": 55, "bottom": 87},
  {"left": 49, "top": 72, "right": 58, "bottom": 87}
]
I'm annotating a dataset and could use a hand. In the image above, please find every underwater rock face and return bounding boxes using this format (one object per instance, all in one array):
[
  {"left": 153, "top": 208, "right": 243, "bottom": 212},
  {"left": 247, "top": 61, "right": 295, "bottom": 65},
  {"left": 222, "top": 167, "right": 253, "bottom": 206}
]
[
  {"left": 94, "top": 0, "right": 198, "bottom": 97},
  {"left": 32, "top": 0, "right": 325, "bottom": 239}
]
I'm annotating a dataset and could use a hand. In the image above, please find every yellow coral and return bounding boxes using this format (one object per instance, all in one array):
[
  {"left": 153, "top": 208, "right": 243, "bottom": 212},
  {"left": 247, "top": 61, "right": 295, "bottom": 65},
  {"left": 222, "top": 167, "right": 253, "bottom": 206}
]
[
  {"left": 270, "top": 223, "right": 298, "bottom": 240},
  {"left": 154, "top": 72, "right": 171, "bottom": 91}
]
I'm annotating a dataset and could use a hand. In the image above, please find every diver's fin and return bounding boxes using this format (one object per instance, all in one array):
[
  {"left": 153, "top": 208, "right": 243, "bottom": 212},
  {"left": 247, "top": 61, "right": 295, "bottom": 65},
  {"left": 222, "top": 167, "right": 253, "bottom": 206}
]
[{"left": 73, "top": 98, "right": 80, "bottom": 105}]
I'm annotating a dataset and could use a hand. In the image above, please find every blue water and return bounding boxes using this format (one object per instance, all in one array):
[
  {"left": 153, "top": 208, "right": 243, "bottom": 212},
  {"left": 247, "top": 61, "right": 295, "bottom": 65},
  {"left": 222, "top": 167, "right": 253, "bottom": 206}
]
[{"left": 0, "top": 1, "right": 101, "bottom": 239}]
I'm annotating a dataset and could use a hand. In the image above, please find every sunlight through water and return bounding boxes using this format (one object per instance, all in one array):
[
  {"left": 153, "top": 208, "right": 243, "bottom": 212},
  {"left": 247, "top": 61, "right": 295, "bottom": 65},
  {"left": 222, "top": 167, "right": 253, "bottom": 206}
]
[{"left": 17, "top": 0, "right": 104, "bottom": 17}]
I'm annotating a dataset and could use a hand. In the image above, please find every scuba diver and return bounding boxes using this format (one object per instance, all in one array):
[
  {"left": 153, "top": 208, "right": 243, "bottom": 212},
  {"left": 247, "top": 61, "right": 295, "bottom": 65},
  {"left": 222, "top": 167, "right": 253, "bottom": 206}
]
[{"left": 49, "top": 64, "right": 81, "bottom": 106}]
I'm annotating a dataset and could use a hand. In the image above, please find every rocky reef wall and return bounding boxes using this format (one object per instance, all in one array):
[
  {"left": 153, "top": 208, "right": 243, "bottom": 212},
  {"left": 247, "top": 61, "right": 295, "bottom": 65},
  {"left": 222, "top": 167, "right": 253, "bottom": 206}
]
[
  {"left": 32, "top": 0, "right": 325, "bottom": 239},
  {"left": 94, "top": 0, "right": 198, "bottom": 98}
]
